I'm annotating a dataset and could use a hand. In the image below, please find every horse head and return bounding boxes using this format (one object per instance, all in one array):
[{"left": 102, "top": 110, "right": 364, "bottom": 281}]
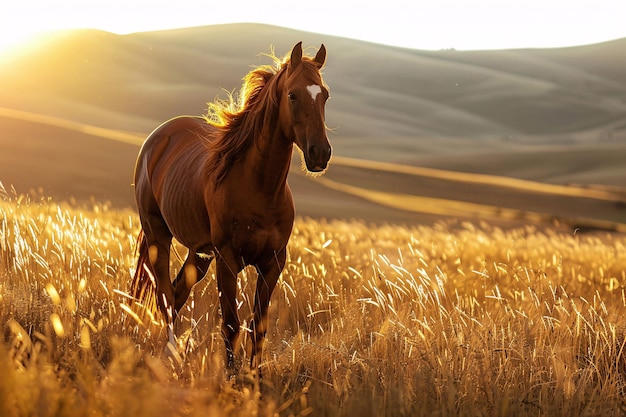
[{"left": 280, "top": 42, "right": 331, "bottom": 173}]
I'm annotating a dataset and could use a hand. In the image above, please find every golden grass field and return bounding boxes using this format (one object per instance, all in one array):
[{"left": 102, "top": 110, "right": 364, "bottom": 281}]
[{"left": 2, "top": 194, "right": 626, "bottom": 416}]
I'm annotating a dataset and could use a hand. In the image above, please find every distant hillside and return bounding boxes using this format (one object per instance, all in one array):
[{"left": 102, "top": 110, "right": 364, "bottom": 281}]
[
  {"left": 0, "top": 24, "right": 625, "bottom": 226},
  {"left": 1, "top": 24, "right": 625, "bottom": 158}
]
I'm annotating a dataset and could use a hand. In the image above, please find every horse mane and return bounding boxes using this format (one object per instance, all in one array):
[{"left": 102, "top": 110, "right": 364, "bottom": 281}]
[{"left": 203, "top": 51, "right": 298, "bottom": 187}]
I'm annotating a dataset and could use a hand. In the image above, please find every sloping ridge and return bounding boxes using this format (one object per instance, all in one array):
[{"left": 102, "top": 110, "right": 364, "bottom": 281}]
[
  {"left": 1, "top": 107, "right": 624, "bottom": 230},
  {"left": 3, "top": 106, "right": 623, "bottom": 200}
]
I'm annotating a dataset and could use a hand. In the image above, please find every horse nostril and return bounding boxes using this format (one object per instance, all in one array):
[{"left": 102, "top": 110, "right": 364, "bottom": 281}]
[
  {"left": 323, "top": 145, "right": 332, "bottom": 161},
  {"left": 308, "top": 144, "right": 331, "bottom": 161}
]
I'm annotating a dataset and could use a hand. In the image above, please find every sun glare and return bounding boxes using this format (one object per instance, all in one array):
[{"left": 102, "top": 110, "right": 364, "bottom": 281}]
[
  {"left": 0, "top": 31, "right": 40, "bottom": 57},
  {"left": 0, "top": 9, "right": 69, "bottom": 59},
  {"left": 1, "top": 2, "right": 107, "bottom": 58},
  {"left": 1, "top": 1, "right": 624, "bottom": 58}
]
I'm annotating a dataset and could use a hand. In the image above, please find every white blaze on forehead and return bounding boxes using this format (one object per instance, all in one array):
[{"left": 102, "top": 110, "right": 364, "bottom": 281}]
[{"left": 306, "top": 84, "right": 322, "bottom": 102}]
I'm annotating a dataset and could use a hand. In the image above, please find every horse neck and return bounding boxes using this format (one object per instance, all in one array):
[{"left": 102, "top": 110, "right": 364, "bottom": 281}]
[{"left": 244, "top": 128, "right": 293, "bottom": 197}]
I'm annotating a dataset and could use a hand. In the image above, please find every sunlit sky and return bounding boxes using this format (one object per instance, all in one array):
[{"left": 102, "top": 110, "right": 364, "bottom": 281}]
[{"left": 1, "top": 0, "right": 625, "bottom": 54}]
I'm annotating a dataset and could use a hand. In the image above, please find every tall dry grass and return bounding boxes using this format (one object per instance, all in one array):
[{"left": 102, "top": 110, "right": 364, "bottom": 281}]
[{"left": 1, "top": 193, "right": 626, "bottom": 416}]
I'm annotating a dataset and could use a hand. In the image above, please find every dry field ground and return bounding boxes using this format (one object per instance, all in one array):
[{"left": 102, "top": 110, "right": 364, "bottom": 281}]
[
  {"left": 2, "top": 198, "right": 626, "bottom": 416},
  {"left": 1, "top": 23, "right": 626, "bottom": 416}
]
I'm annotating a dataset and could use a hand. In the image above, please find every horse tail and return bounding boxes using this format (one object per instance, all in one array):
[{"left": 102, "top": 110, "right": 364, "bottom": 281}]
[{"left": 130, "top": 230, "right": 158, "bottom": 316}]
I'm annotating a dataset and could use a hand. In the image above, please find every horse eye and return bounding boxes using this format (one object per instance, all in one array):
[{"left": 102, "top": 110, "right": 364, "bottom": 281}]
[{"left": 288, "top": 92, "right": 296, "bottom": 102}]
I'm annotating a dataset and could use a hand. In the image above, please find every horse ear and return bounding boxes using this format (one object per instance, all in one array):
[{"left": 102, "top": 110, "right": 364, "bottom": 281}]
[
  {"left": 314, "top": 44, "right": 326, "bottom": 68},
  {"left": 289, "top": 42, "right": 303, "bottom": 73}
]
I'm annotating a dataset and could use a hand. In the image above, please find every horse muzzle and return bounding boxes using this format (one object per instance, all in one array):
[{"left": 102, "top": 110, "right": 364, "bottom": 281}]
[{"left": 304, "top": 141, "right": 332, "bottom": 172}]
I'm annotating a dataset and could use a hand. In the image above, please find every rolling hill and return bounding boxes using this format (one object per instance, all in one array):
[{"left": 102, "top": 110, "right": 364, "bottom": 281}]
[{"left": 0, "top": 23, "right": 625, "bottom": 227}]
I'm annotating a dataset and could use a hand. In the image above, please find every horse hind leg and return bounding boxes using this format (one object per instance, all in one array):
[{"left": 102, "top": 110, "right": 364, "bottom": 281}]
[
  {"left": 173, "top": 251, "right": 214, "bottom": 313},
  {"left": 148, "top": 239, "right": 174, "bottom": 323},
  {"left": 138, "top": 211, "right": 175, "bottom": 322}
]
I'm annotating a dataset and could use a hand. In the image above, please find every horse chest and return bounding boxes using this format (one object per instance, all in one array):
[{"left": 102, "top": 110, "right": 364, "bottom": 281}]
[{"left": 230, "top": 217, "right": 288, "bottom": 263}]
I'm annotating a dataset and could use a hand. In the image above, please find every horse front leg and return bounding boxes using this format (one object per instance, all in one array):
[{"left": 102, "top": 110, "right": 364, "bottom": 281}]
[
  {"left": 251, "top": 249, "right": 286, "bottom": 376},
  {"left": 215, "top": 252, "right": 243, "bottom": 371}
]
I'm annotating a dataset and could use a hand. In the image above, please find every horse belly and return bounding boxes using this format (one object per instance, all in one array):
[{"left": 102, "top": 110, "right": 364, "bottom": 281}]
[
  {"left": 157, "top": 144, "right": 212, "bottom": 250},
  {"left": 160, "top": 173, "right": 212, "bottom": 250}
]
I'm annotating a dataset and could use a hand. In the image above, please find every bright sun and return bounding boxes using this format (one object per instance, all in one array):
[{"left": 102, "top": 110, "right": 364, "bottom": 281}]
[
  {"left": 0, "top": 4, "right": 65, "bottom": 58},
  {"left": 0, "top": 31, "right": 45, "bottom": 58},
  {"left": 0, "top": 2, "right": 118, "bottom": 57}
]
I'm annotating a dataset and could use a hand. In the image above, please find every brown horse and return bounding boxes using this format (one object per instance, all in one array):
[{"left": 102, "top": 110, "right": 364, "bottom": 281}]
[{"left": 131, "top": 42, "right": 331, "bottom": 373}]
